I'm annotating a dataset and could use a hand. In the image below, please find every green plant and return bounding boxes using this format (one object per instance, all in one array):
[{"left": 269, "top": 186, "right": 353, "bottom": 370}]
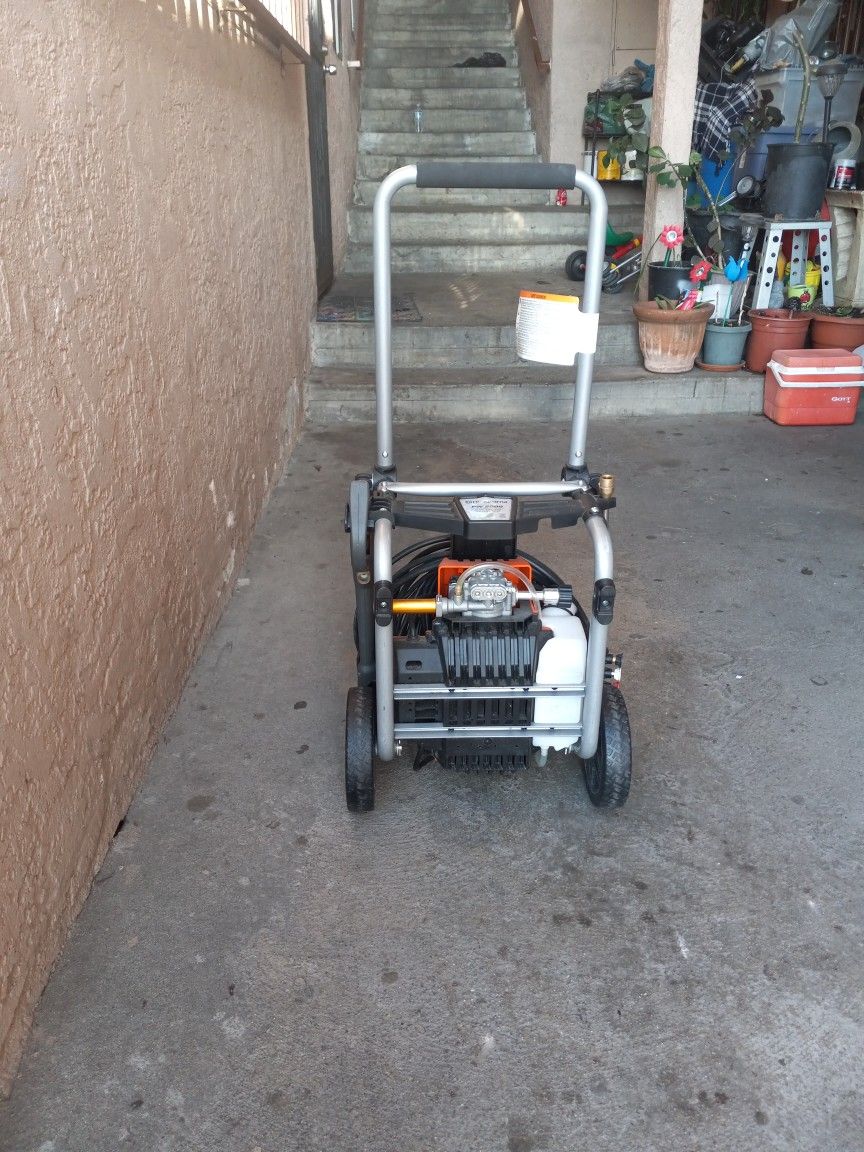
[
  {"left": 603, "top": 90, "right": 782, "bottom": 266},
  {"left": 791, "top": 25, "right": 812, "bottom": 143}
]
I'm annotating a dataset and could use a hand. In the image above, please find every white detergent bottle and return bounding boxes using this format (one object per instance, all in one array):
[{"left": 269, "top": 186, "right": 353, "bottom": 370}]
[{"left": 533, "top": 607, "right": 588, "bottom": 762}]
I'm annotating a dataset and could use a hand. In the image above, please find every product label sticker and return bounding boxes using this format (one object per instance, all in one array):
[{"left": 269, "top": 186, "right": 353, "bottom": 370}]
[{"left": 460, "top": 497, "right": 514, "bottom": 522}]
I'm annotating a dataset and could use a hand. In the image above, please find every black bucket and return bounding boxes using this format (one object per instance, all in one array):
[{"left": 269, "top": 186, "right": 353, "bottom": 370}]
[
  {"left": 647, "top": 262, "right": 692, "bottom": 301},
  {"left": 763, "top": 142, "right": 833, "bottom": 220},
  {"left": 688, "top": 209, "right": 743, "bottom": 262}
]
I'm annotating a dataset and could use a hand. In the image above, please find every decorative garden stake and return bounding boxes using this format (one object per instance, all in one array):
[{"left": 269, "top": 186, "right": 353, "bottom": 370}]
[{"left": 659, "top": 223, "right": 684, "bottom": 267}]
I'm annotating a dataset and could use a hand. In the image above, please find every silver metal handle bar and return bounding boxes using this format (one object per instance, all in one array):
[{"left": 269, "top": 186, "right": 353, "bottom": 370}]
[
  {"left": 394, "top": 724, "right": 583, "bottom": 740},
  {"left": 393, "top": 684, "right": 585, "bottom": 699},
  {"left": 372, "top": 163, "right": 607, "bottom": 474},
  {"left": 373, "top": 517, "right": 396, "bottom": 760},
  {"left": 376, "top": 481, "right": 589, "bottom": 497},
  {"left": 580, "top": 514, "right": 613, "bottom": 759},
  {"left": 373, "top": 165, "right": 417, "bottom": 471}
]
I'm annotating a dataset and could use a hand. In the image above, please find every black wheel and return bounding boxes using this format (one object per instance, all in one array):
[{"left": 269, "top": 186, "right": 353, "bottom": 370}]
[
  {"left": 565, "top": 249, "right": 587, "bottom": 281},
  {"left": 345, "top": 686, "right": 375, "bottom": 813},
  {"left": 582, "top": 685, "right": 631, "bottom": 809}
]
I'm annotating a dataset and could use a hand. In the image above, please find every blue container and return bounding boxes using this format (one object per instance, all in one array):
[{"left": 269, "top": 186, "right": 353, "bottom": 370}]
[{"left": 689, "top": 155, "right": 736, "bottom": 208}]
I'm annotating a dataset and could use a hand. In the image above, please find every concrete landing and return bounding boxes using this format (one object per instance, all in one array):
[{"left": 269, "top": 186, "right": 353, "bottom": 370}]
[
  {"left": 307, "top": 364, "right": 761, "bottom": 424},
  {"left": 2, "top": 417, "right": 862, "bottom": 1151},
  {"left": 310, "top": 272, "right": 761, "bottom": 422}
]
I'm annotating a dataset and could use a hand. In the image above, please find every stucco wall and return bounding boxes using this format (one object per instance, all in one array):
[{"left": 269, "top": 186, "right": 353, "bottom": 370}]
[
  {"left": 0, "top": 0, "right": 325, "bottom": 1093},
  {"left": 326, "top": 0, "right": 363, "bottom": 267},
  {"left": 512, "top": 0, "right": 552, "bottom": 161}
]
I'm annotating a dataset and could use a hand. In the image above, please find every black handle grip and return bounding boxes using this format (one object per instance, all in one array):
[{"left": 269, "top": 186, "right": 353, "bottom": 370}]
[{"left": 416, "top": 161, "right": 579, "bottom": 190}]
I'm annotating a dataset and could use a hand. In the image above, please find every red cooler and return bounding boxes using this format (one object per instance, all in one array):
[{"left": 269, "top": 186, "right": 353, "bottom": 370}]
[{"left": 764, "top": 348, "right": 863, "bottom": 426}]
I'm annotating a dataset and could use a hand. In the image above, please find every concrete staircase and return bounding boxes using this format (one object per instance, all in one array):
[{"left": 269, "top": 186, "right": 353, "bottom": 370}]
[
  {"left": 343, "top": 0, "right": 644, "bottom": 275},
  {"left": 306, "top": 0, "right": 763, "bottom": 425}
]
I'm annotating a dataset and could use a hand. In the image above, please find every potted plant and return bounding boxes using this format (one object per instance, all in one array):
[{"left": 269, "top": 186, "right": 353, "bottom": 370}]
[
  {"left": 692, "top": 253, "right": 753, "bottom": 370},
  {"left": 631, "top": 225, "right": 744, "bottom": 372},
  {"left": 604, "top": 90, "right": 781, "bottom": 300},
  {"left": 603, "top": 92, "right": 779, "bottom": 373},
  {"left": 763, "top": 27, "right": 833, "bottom": 220},
  {"left": 746, "top": 308, "right": 812, "bottom": 373},
  {"left": 809, "top": 305, "right": 864, "bottom": 351},
  {"left": 643, "top": 222, "right": 693, "bottom": 299},
  {"left": 633, "top": 287, "right": 715, "bottom": 374}
]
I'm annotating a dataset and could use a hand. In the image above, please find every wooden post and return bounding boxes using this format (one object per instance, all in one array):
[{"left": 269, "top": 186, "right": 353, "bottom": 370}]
[{"left": 640, "top": 0, "right": 703, "bottom": 297}]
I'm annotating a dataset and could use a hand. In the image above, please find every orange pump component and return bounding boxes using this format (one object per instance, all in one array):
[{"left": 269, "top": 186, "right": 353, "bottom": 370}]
[{"left": 436, "top": 558, "right": 533, "bottom": 597}]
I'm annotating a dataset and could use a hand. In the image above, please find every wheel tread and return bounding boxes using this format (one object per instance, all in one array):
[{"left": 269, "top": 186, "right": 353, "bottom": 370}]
[
  {"left": 583, "top": 684, "right": 632, "bottom": 809},
  {"left": 345, "top": 686, "right": 375, "bottom": 813}
]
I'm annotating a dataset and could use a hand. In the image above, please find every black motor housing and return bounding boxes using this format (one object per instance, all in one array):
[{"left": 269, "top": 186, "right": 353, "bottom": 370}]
[{"left": 394, "top": 606, "right": 548, "bottom": 772}]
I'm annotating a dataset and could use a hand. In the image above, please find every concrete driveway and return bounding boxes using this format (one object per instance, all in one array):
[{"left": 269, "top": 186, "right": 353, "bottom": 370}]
[{"left": 2, "top": 416, "right": 862, "bottom": 1152}]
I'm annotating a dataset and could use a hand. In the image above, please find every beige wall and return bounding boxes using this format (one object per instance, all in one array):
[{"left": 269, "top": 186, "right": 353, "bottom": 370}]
[
  {"left": 514, "top": 0, "right": 658, "bottom": 165},
  {"left": 613, "top": 0, "right": 659, "bottom": 72},
  {"left": 641, "top": 0, "right": 702, "bottom": 290},
  {"left": 326, "top": 0, "right": 363, "bottom": 268},
  {"left": 0, "top": 0, "right": 356, "bottom": 1093},
  {"left": 512, "top": 0, "right": 552, "bottom": 161},
  {"left": 550, "top": 0, "right": 615, "bottom": 166}
]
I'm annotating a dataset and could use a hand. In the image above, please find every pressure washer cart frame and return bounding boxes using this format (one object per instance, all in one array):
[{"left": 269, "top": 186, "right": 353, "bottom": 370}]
[{"left": 344, "top": 161, "right": 631, "bottom": 812}]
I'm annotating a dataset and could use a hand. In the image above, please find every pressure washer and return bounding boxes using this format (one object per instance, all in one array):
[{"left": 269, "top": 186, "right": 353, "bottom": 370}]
[{"left": 344, "top": 162, "right": 631, "bottom": 811}]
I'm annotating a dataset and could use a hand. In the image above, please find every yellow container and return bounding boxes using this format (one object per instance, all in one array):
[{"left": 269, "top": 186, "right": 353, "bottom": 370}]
[
  {"left": 785, "top": 261, "right": 822, "bottom": 309},
  {"left": 597, "top": 151, "right": 621, "bottom": 181}
]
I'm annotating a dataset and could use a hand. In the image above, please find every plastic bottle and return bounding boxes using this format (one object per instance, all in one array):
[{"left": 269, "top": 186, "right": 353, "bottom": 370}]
[
  {"left": 413, "top": 103, "right": 424, "bottom": 133},
  {"left": 532, "top": 608, "right": 588, "bottom": 757}
]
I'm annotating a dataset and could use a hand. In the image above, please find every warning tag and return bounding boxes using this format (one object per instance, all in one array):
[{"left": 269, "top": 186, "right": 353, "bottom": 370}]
[{"left": 516, "top": 290, "right": 599, "bottom": 365}]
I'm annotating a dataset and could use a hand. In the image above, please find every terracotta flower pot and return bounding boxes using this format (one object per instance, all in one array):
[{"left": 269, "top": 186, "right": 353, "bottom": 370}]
[
  {"left": 745, "top": 309, "right": 812, "bottom": 374},
  {"left": 809, "top": 312, "right": 864, "bottom": 352},
  {"left": 633, "top": 300, "right": 715, "bottom": 374}
]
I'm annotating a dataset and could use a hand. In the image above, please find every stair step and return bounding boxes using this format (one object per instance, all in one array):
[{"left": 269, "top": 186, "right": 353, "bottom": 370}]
[
  {"left": 347, "top": 205, "right": 630, "bottom": 245},
  {"left": 361, "top": 87, "right": 526, "bottom": 110},
  {"left": 376, "top": 0, "right": 509, "bottom": 11},
  {"left": 312, "top": 315, "right": 642, "bottom": 368},
  {"left": 356, "top": 153, "right": 537, "bottom": 180},
  {"left": 341, "top": 237, "right": 658, "bottom": 273},
  {"left": 306, "top": 365, "right": 764, "bottom": 424},
  {"left": 352, "top": 180, "right": 645, "bottom": 208},
  {"left": 372, "top": 29, "right": 514, "bottom": 46},
  {"left": 361, "top": 108, "right": 531, "bottom": 132},
  {"left": 358, "top": 130, "right": 536, "bottom": 156},
  {"left": 374, "top": 15, "right": 512, "bottom": 31},
  {"left": 342, "top": 5, "right": 646, "bottom": 310},
  {"left": 344, "top": 241, "right": 617, "bottom": 274},
  {"left": 362, "top": 67, "right": 521, "bottom": 88},
  {"left": 366, "top": 47, "right": 518, "bottom": 66},
  {"left": 353, "top": 183, "right": 554, "bottom": 207}
]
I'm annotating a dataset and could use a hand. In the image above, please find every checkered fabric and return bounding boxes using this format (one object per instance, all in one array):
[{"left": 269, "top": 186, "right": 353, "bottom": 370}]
[{"left": 692, "top": 78, "right": 760, "bottom": 165}]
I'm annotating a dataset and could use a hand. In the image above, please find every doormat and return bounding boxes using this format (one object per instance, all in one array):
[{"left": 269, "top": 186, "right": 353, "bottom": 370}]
[{"left": 316, "top": 294, "right": 422, "bottom": 323}]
